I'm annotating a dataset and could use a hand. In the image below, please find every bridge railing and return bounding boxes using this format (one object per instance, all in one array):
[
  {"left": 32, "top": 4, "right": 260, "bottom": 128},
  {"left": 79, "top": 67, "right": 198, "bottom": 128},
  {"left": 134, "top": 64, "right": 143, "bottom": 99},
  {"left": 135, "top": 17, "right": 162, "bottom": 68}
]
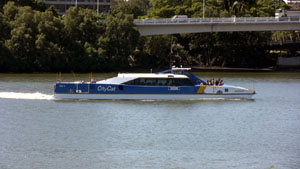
[
  {"left": 134, "top": 17, "right": 300, "bottom": 25},
  {"left": 270, "top": 39, "right": 300, "bottom": 45}
]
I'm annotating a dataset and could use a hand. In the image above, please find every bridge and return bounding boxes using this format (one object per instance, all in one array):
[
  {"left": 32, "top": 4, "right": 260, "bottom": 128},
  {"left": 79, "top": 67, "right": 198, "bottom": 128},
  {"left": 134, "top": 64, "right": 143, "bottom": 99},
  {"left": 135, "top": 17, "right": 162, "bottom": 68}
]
[{"left": 134, "top": 17, "right": 300, "bottom": 36}]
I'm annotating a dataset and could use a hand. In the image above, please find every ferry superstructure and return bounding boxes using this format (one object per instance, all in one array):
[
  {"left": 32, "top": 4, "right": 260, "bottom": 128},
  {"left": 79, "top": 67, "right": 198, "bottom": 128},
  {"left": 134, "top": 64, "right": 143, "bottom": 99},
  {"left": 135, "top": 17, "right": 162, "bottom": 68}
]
[{"left": 53, "top": 67, "right": 255, "bottom": 100}]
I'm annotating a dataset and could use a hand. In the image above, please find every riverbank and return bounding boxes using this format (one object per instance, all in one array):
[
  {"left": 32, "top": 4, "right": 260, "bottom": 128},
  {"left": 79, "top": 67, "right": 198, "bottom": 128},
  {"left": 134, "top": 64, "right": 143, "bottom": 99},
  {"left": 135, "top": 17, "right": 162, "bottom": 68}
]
[
  {"left": 2, "top": 66, "right": 300, "bottom": 74},
  {"left": 191, "top": 66, "right": 275, "bottom": 72},
  {"left": 191, "top": 66, "right": 300, "bottom": 72}
]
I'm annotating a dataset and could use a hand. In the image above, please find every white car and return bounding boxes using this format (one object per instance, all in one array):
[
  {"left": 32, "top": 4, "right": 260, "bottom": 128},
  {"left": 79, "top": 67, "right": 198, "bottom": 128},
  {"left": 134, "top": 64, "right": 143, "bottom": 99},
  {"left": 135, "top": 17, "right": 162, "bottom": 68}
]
[{"left": 171, "top": 15, "right": 188, "bottom": 23}]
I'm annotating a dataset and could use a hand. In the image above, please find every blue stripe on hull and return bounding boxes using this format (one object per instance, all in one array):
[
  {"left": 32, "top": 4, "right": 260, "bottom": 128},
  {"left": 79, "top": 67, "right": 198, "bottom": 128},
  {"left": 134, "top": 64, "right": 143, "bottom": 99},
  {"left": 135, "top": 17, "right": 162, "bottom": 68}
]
[{"left": 55, "top": 83, "right": 199, "bottom": 94}]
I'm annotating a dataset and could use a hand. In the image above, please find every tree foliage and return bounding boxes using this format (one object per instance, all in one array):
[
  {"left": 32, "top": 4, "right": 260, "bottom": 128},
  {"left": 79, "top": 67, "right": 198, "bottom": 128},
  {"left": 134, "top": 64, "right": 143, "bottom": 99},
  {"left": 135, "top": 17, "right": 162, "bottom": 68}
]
[
  {"left": 138, "top": 0, "right": 294, "bottom": 69},
  {"left": 0, "top": 0, "right": 298, "bottom": 72},
  {"left": 0, "top": 1, "right": 139, "bottom": 72},
  {"left": 111, "top": 0, "right": 151, "bottom": 18},
  {"left": 0, "top": 0, "right": 46, "bottom": 11}
]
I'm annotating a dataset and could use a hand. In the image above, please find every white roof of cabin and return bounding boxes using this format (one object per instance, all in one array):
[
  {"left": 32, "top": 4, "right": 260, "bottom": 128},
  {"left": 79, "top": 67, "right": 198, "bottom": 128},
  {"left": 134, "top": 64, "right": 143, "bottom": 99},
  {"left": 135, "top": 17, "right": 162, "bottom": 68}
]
[
  {"left": 98, "top": 77, "right": 135, "bottom": 84},
  {"left": 98, "top": 73, "right": 188, "bottom": 84},
  {"left": 171, "top": 67, "right": 191, "bottom": 71},
  {"left": 118, "top": 73, "right": 187, "bottom": 78}
]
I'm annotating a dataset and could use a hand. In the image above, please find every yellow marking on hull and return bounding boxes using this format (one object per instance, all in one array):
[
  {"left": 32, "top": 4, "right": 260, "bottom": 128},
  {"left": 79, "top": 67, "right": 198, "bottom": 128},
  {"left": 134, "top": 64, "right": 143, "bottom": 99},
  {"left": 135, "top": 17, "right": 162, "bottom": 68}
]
[{"left": 197, "top": 85, "right": 206, "bottom": 94}]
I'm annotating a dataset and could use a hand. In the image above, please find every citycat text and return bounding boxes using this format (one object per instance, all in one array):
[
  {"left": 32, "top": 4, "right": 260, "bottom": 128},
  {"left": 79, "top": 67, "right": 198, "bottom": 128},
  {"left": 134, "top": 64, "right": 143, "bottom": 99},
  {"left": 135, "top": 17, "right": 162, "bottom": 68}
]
[{"left": 97, "top": 85, "right": 116, "bottom": 92}]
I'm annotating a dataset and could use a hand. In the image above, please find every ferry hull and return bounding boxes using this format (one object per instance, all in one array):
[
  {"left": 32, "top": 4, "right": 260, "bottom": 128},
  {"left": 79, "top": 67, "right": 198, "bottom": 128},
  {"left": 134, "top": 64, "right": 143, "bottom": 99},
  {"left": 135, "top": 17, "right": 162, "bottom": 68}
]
[{"left": 54, "top": 93, "right": 254, "bottom": 100}]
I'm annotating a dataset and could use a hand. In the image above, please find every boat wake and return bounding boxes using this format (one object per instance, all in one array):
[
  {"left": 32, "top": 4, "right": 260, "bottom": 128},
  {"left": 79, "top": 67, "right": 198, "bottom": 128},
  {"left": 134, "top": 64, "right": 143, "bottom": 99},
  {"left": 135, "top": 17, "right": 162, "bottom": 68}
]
[{"left": 0, "top": 92, "right": 53, "bottom": 100}]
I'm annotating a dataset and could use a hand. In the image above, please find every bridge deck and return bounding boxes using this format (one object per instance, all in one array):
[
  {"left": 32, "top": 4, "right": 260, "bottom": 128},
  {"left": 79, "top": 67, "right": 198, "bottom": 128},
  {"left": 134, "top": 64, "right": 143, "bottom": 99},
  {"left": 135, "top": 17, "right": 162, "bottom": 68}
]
[{"left": 134, "top": 17, "right": 300, "bottom": 36}]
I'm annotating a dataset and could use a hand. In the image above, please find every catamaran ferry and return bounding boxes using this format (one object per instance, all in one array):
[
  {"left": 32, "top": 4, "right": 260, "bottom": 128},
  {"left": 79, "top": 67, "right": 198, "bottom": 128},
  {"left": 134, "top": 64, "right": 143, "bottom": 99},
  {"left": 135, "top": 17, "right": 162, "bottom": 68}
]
[{"left": 53, "top": 67, "right": 255, "bottom": 100}]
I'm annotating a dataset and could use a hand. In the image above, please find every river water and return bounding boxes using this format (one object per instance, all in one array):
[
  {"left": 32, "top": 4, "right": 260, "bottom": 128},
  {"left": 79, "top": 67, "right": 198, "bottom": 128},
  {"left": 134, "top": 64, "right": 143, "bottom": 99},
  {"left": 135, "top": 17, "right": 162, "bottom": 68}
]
[{"left": 0, "top": 72, "right": 300, "bottom": 169}]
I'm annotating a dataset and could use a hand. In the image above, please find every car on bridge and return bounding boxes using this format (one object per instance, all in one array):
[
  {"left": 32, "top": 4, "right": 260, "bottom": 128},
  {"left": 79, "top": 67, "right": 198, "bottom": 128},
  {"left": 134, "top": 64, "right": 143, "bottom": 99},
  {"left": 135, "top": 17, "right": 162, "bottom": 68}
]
[
  {"left": 171, "top": 15, "right": 188, "bottom": 23},
  {"left": 275, "top": 9, "right": 300, "bottom": 21}
]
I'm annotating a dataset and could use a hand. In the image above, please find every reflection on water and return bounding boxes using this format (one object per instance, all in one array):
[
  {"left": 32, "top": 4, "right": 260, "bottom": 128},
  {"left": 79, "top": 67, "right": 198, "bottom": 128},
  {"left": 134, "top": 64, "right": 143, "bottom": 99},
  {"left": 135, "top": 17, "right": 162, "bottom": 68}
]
[{"left": 0, "top": 72, "right": 300, "bottom": 169}]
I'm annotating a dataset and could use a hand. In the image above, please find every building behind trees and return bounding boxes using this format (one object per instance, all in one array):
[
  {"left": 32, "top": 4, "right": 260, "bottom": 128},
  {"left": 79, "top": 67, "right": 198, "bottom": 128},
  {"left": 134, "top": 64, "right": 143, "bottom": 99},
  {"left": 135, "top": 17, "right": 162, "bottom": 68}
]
[{"left": 43, "top": 0, "right": 112, "bottom": 14}]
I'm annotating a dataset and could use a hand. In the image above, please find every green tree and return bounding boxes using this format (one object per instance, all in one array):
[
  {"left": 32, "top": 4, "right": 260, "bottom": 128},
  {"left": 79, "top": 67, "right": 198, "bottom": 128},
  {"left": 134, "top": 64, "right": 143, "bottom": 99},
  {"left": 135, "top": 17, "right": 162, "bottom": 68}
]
[
  {"left": 111, "top": 0, "right": 151, "bottom": 18},
  {"left": 62, "top": 7, "right": 108, "bottom": 72},
  {"left": 0, "top": 12, "right": 12, "bottom": 71},
  {"left": 0, "top": 10, "right": 9, "bottom": 40},
  {"left": 4, "top": 5, "right": 39, "bottom": 72},
  {"left": 35, "top": 9, "right": 65, "bottom": 71},
  {"left": 2, "top": 1, "right": 19, "bottom": 21},
  {"left": 148, "top": 0, "right": 194, "bottom": 17},
  {"left": 0, "top": 0, "right": 46, "bottom": 11},
  {"left": 223, "top": 0, "right": 257, "bottom": 16},
  {"left": 188, "top": 33, "right": 218, "bottom": 66},
  {"left": 251, "top": 0, "right": 288, "bottom": 17},
  {"left": 98, "top": 12, "right": 140, "bottom": 70},
  {"left": 143, "top": 35, "right": 172, "bottom": 68},
  {"left": 0, "top": 0, "right": 297, "bottom": 72}
]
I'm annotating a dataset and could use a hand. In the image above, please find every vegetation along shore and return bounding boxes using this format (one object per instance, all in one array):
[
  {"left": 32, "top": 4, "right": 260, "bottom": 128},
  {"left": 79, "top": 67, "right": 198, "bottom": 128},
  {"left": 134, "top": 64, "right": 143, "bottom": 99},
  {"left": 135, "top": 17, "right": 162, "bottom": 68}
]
[{"left": 0, "top": 0, "right": 299, "bottom": 73}]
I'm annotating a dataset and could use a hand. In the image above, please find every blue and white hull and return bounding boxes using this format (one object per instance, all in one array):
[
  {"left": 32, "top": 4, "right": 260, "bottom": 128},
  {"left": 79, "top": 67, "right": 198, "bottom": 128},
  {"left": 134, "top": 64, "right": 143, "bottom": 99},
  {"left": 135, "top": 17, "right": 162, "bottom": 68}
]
[{"left": 54, "top": 93, "right": 254, "bottom": 100}]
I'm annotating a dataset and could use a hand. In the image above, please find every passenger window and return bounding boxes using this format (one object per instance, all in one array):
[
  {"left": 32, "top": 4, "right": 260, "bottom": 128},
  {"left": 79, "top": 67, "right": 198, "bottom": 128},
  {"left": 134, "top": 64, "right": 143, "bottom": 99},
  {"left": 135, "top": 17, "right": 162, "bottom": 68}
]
[
  {"left": 139, "top": 78, "right": 146, "bottom": 85},
  {"left": 157, "top": 79, "right": 167, "bottom": 86},
  {"left": 123, "top": 78, "right": 193, "bottom": 86},
  {"left": 167, "top": 79, "right": 173, "bottom": 86},
  {"left": 182, "top": 78, "right": 194, "bottom": 86},
  {"left": 225, "top": 88, "right": 228, "bottom": 92}
]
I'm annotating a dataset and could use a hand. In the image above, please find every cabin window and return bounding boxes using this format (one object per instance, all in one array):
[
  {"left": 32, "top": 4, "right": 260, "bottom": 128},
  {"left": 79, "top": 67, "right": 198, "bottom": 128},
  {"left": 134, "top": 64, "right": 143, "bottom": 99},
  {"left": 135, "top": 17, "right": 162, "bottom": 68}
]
[
  {"left": 173, "top": 78, "right": 194, "bottom": 86},
  {"left": 123, "top": 78, "right": 194, "bottom": 86},
  {"left": 139, "top": 78, "right": 146, "bottom": 85},
  {"left": 173, "top": 70, "right": 183, "bottom": 75},
  {"left": 145, "top": 79, "right": 156, "bottom": 85},
  {"left": 157, "top": 79, "right": 167, "bottom": 86},
  {"left": 225, "top": 88, "right": 228, "bottom": 92}
]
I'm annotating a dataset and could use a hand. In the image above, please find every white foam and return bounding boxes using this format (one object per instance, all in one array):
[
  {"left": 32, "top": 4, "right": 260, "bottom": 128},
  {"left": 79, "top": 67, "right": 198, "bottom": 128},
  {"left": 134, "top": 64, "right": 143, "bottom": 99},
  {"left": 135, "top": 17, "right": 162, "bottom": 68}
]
[{"left": 0, "top": 92, "right": 53, "bottom": 100}]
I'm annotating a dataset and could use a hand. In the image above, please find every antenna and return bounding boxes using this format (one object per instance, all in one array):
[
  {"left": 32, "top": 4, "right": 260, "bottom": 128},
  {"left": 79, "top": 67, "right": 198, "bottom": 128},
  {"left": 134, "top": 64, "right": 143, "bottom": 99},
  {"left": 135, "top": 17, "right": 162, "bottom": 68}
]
[
  {"left": 57, "top": 72, "right": 62, "bottom": 82},
  {"left": 89, "top": 72, "right": 93, "bottom": 80},
  {"left": 71, "top": 71, "right": 76, "bottom": 78},
  {"left": 170, "top": 36, "right": 173, "bottom": 67}
]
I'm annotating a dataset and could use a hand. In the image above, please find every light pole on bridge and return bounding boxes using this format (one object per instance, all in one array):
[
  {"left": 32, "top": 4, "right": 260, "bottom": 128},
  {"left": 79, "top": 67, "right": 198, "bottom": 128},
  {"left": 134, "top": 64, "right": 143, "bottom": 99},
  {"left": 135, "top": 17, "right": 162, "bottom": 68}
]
[
  {"left": 203, "top": 0, "right": 205, "bottom": 18},
  {"left": 97, "top": 0, "right": 99, "bottom": 16}
]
